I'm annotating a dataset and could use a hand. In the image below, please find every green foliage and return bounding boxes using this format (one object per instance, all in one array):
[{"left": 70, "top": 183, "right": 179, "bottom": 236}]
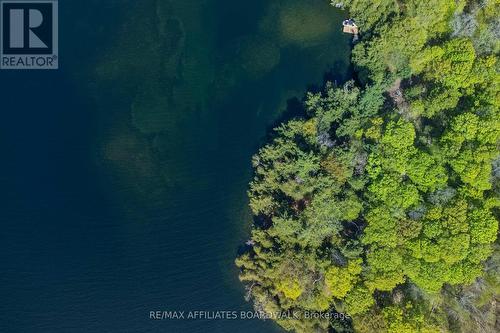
[
  {"left": 413, "top": 39, "right": 477, "bottom": 89},
  {"left": 343, "top": 0, "right": 400, "bottom": 31},
  {"left": 382, "top": 304, "right": 442, "bottom": 333},
  {"left": 238, "top": 1, "right": 499, "bottom": 332},
  {"left": 325, "top": 259, "right": 362, "bottom": 298},
  {"left": 277, "top": 277, "right": 304, "bottom": 300},
  {"left": 343, "top": 285, "right": 375, "bottom": 315}
]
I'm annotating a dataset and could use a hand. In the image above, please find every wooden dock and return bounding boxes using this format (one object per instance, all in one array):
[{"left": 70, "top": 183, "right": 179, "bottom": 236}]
[
  {"left": 343, "top": 25, "right": 359, "bottom": 34},
  {"left": 342, "top": 19, "right": 359, "bottom": 35}
]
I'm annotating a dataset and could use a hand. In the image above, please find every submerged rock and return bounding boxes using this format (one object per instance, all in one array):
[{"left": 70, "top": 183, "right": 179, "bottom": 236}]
[
  {"left": 260, "top": 0, "right": 337, "bottom": 47},
  {"left": 131, "top": 82, "right": 172, "bottom": 135},
  {"left": 238, "top": 36, "right": 281, "bottom": 79}
]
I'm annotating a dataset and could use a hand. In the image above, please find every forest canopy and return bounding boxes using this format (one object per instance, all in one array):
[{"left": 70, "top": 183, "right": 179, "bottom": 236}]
[{"left": 237, "top": 1, "right": 499, "bottom": 332}]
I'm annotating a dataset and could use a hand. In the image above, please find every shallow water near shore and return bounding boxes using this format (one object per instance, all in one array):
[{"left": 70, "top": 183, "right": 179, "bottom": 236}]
[{"left": 0, "top": 0, "right": 351, "bottom": 332}]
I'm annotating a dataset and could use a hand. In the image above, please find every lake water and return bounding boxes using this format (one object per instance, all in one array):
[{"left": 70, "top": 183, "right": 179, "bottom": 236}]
[{"left": 0, "top": 1, "right": 350, "bottom": 332}]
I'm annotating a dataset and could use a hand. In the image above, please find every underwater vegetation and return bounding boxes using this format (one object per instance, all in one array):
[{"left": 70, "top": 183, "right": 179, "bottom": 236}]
[
  {"left": 260, "top": 0, "right": 337, "bottom": 47},
  {"left": 92, "top": 0, "right": 350, "bottom": 200}
]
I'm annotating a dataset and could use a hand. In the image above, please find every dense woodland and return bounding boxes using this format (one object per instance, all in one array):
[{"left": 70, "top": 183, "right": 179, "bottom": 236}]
[{"left": 236, "top": 0, "right": 500, "bottom": 332}]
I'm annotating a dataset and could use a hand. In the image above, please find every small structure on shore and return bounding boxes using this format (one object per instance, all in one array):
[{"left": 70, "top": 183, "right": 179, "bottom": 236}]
[{"left": 342, "top": 19, "right": 359, "bottom": 35}]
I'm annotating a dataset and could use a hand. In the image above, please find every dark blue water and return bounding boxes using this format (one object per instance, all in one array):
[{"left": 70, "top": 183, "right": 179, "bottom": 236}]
[{"left": 0, "top": 1, "right": 350, "bottom": 332}]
